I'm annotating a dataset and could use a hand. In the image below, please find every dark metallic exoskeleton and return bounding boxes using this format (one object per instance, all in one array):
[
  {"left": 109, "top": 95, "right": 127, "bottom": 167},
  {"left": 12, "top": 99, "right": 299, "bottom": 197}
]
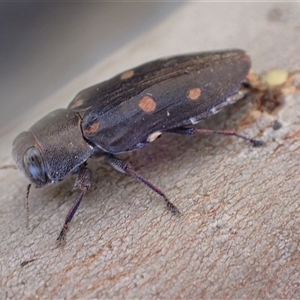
[{"left": 12, "top": 49, "right": 263, "bottom": 241}]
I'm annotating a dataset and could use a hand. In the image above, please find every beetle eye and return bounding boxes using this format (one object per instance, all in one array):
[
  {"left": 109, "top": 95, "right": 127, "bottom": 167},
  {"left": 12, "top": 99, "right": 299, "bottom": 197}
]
[{"left": 23, "top": 147, "right": 48, "bottom": 186}]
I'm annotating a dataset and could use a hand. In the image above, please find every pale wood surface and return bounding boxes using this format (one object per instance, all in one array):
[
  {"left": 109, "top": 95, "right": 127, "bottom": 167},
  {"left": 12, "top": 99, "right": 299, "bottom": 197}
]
[{"left": 1, "top": 3, "right": 300, "bottom": 299}]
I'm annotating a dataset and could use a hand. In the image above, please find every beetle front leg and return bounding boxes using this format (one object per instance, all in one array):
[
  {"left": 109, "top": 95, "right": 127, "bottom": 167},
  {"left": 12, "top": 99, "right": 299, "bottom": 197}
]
[
  {"left": 166, "top": 127, "right": 264, "bottom": 147},
  {"left": 57, "top": 167, "right": 92, "bottom": 243},
  {"left": 108, "top": 155, "right": 180, "bottom": 214}
]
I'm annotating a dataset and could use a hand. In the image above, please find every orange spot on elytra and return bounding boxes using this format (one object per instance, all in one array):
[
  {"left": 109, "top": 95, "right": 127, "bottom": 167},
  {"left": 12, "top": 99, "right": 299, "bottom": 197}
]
[
  {"left": 188, "top": 88, "right": 202, "bottom": 100},
  {"left": 84, "top": 121, "right": 100, "bottom": 134},
  {"left": 70, "top": 99, "right": 84, "bottom": 109},
  {"left": 120, "top": 70, "right": 134, "bottom": 80},
  {"left": 139, "top": 96, "right": 156, "bottom": 113}
]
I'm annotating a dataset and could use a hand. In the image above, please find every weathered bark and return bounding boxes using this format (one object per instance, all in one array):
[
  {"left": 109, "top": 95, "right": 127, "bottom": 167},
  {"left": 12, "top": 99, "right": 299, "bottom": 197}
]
[{"left": 1, "top": 3, "right": 300, "bottom": 299}]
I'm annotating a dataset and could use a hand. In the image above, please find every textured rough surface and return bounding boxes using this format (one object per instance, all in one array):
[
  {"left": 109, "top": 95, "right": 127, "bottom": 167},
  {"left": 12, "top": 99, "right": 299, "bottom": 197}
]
[{"left": 1, "top": 3, "right": 300, "bottom": 299}]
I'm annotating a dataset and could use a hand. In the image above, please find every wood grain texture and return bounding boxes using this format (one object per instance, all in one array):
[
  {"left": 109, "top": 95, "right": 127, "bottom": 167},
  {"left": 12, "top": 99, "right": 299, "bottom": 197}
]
[
  {"left": 1, "top": 91, "right": 300, "bottom": 299},
  {"left": 1, "top": 3, "right": 300, "bottom": 299}
]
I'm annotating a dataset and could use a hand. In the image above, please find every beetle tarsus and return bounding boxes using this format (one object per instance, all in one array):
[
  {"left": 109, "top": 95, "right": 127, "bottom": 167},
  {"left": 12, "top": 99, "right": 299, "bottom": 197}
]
[
  {"left": 108, "top": 155, "right": 180, "bottom": 214},
  {"left": 167, "top": 201, "right": 180, "bottom": 215},
  {"left": 250, "top": 139, "right": 265, "bottom": 147},
  {"left": 57, "top": 224, "right": 68, "bottom": 243}
]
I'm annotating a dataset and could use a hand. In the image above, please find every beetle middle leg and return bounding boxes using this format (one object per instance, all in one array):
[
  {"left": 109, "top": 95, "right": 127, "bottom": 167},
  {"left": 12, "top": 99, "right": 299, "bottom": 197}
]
[
  {"left": 57, "top": 166, "right": 92, "bottom": 243},
  {"left": 108, "top": 155, "right": 180, "bottom": 214},
  {"left": 166, "top": 127, "right": 264, "bottom": 147}
]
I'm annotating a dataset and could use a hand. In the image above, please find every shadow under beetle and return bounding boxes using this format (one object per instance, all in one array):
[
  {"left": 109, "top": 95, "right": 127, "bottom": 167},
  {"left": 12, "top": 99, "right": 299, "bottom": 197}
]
[{"left": 11, "top": 49, "right": 263, "bottom": 242}]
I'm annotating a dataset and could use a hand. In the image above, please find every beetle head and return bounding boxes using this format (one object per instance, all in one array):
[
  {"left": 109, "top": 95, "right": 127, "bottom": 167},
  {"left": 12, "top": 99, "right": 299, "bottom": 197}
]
[
  {"left": 12, "top": 109, "right": 95, "bottom": 187},
  {"left": 12, "top": 131, "right": 50, "bottom": 187}
]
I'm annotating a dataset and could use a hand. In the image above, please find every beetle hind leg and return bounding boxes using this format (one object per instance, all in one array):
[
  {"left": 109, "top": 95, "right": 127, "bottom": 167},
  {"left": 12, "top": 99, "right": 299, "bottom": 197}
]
[
  {"left": 166, "top": 127, "right": 264, "bottom": 147},
  {"left": 108, "top": 155, "right": 180, "bottom": 214}
]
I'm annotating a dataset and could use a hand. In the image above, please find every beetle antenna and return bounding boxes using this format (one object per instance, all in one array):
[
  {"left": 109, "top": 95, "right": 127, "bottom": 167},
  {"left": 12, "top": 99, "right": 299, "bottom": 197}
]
[
  {"left": 25, "top": 184, "right": 31, "bottom": 228},
  {"left": 0, "top": 164, "right": 17, "bottom": 170}
]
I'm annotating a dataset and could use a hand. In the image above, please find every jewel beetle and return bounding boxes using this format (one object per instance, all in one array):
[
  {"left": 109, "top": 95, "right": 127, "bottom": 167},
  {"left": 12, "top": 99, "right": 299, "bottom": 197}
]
[{"left": 11, "top": 49, "right": 263, "bottom": 241}]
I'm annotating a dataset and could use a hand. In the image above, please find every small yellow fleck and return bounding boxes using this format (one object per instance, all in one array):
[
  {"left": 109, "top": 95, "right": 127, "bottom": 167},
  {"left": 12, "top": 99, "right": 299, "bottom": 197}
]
[
  {"left": 69, "top": 99, "right": 84, "bottom": 109},
  {"left": 263, "top": 69, "right": 288, "bottom": 87},
  {"left": 147, "top": 131, "right": 162, "bottom": 143},
  {"left": 120, "top": 70, "right": 134, "bottom": 80}
]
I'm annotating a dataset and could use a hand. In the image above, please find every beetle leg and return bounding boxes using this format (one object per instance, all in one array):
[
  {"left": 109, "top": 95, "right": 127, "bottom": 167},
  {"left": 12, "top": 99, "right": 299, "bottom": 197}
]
[
  {"left": 108, "top": 155, "right": 180, "bottom": 214},
  {"left": 166, "top": 127, "right": 264, "bottom": 147},
  {"left": 57, "top": 167, "right": 92, "bottom": 243}
]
